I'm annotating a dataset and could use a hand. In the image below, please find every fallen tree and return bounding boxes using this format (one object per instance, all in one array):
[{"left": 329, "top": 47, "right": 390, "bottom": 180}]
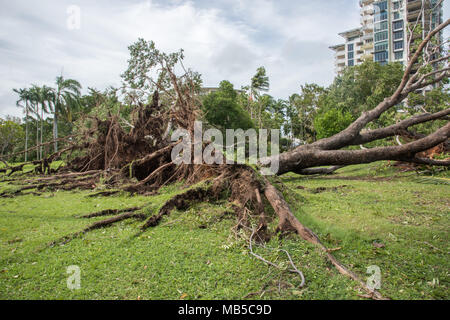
[{"left": 1, "top": 18, "right": 449, "bottom": 300}]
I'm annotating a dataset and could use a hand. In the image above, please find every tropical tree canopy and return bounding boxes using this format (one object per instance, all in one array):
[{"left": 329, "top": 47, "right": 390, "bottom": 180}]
[
  {"left": 0, "top": 118, "right": 24, "bottom": 157},
  {"left": 202, "top": 80, "right": 255, "bottom": 132}
]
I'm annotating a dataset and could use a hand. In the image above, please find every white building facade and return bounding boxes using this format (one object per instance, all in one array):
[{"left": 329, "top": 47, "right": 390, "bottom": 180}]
[{"left": 330, "top": 0, "right": 444, "bottom": 75}]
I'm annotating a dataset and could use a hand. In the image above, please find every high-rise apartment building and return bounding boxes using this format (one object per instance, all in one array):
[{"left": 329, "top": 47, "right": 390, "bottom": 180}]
[{"left": 330, "top": 0, "right": 444, "bottom": 75}]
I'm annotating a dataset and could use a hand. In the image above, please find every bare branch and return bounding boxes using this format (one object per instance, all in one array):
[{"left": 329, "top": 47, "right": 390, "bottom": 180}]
[
  {"left": 398, "top": 156, "right": 450, "bottom": 167},
  {"left": 352, "top": 108, "right": 450, "bottom": 145}
]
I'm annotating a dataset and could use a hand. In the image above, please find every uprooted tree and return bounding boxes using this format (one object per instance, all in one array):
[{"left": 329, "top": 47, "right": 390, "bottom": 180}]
[{"left": 1, "top": 18, "right": 449, "bottom": 300}]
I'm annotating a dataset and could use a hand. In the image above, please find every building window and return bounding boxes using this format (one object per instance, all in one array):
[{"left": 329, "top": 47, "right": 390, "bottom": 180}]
[
  {"left": 394, "top": 41, "right": 403, "bottom": 50},
  {"left": 393, "top": 1, "right": 401, "bottom": 10},
  {"left": 374, "top": 51, "right": 388, "bottom": 62},
  {"left": 394, "top": 51, "right": 403, "bottom": 60},
  {"left": 375, "top": 21, "right": 388, "bottom": 32},
  {"left": 348, "top": 60, "right": 354, "bottom": 67},
  {"left": 393, "top": 12, "right": 401, "bottom": 20},
  {"left": 393, "top": 31, "right": 403, "bottom": 40},
  {"left": 374, "top": 11, "right": 388, "bottom": 22},
  {"left": 374, "top": 1, "right": 388, "bottom": 12},
  {"left": 348, "top": 51, "right": 354, "bottom": 59},
  {"left": 375, "top": 41, "right": 388, "bottom": 52},
  {"left": 347, "top": 43, "right": 354, "bottom": 51},
  {"left": 375, "top": 31, "right": 388, "bottom": 42},
  {"left": 393, "top": 20, "right": 403, "bottom": 30}
]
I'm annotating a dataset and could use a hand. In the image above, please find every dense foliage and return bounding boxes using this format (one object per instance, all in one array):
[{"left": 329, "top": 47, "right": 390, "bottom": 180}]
[{"left": 201, "top": 81, "right": 254, "bottom": 132}]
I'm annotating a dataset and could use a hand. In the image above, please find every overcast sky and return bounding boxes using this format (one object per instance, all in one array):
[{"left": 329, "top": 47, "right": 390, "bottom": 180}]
[{"left": 1, "top": 0, "right": 448, "bottom": 118}]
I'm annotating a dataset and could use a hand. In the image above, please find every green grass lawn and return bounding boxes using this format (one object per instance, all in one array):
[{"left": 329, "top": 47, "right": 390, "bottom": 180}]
[{"left": 0, "top": 162, "right": 448, "bottom": 300}]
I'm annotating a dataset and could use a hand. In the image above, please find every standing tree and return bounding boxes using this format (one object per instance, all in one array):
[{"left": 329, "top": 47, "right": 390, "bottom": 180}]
[
  {"left": 51, "top": 76, "right": 82, "bottom": 152},
  {"left": 30, "top": 85, "right": 53, "bottom": 160},
  {"left": 250, "top": 66, "right": 270, "bottom": 128},
  {"left": 0, "top": 118, "right": 24, "bottom": 158},
  {"left": 288, "top": 84, "right": 327, "bottom": 143},
  {"left": 13, "top": 88, "right": 33, "bottom": 161},
  {"left": 202, "top": 80, "right": 254, "bottom": 132},
  {"left": 29, "top": 86, "right": 42, "bottom": 160}
]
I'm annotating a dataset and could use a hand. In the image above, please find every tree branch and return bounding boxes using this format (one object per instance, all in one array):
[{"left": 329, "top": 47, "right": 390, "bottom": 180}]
[
  {"left": 351, "top": 108, "right": 450, "bottom": 145},
  {"left": 398, "top": 156, "right": 450, "bottom": 167},
  {"left": 276, "top": 123, "right": 450, "bottom": 174}
]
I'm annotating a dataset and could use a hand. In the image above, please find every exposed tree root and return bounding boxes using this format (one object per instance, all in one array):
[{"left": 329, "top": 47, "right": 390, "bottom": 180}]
[
  {"left": 86, "top": 190, "right": 121, "bottom": 198},
  {"left": 79, "top": 207, "right": 142, "bottom": 219},
  {"left": 50, "top": 212, "right": 147, "bottom": 246},
  {"left": 24, "top": 170, "right": 102, "bottom": 183},
  {"left": 0, "top": 174, "right": 101, "bottom": 197},
  {"left": 141, "top": 184, "right": 218, "bottom": 230},
  {"left": 0, "top": 188, "right": 32, "bottom": 198},
  {"left": 7, "top": 164, "right": 25, "bottom": 176},
  {"left": 84, "top": 212, "right": 147, "bottom": 231}
]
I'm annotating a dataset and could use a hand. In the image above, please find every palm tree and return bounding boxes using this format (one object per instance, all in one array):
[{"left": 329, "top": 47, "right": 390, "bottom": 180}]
[
  {"left": 29, "top": 85, "right": 52, "bottom": 160},
  {"left": 13, "top": 88, "right": 33, "bottom": 161},
  {"left": 51, "top": 76, "right": 82, "bottom": 152},
  {"left": 250, "top": 67, "right": 269, "bottom": 129},
  {"left": 38, "top": 85, "right": 53, "bottom": 159},
  {"left": 27, "top": 86, "right": 40, "bottom": 160}
]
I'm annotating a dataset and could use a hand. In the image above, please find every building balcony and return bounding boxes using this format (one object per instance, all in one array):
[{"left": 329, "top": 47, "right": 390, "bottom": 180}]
[
  {"left": 329, "top": 44, "right": 345, "bottom": 52},
  {"left": 362, "top": 8, "right": 374, "bottom": 15},
  {"left": 362, "top": 21, "right": 374, "bottom": 30},
  {"left": 359, "top": 0, "right": 375, "bottom": 7},
  {"left": 407, "top": 0, "right": 424, "bottom": 11},
  {"left": 407, "top": 11, "right": 421, "bottom": 22},
  {"left": 362, "top": 43, "right": 374, "bottom": 50}
]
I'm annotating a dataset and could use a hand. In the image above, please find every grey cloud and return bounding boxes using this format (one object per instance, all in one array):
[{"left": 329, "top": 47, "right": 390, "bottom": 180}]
[{"left": 211, "top": 42, "right": 259, "bottom": 75}]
